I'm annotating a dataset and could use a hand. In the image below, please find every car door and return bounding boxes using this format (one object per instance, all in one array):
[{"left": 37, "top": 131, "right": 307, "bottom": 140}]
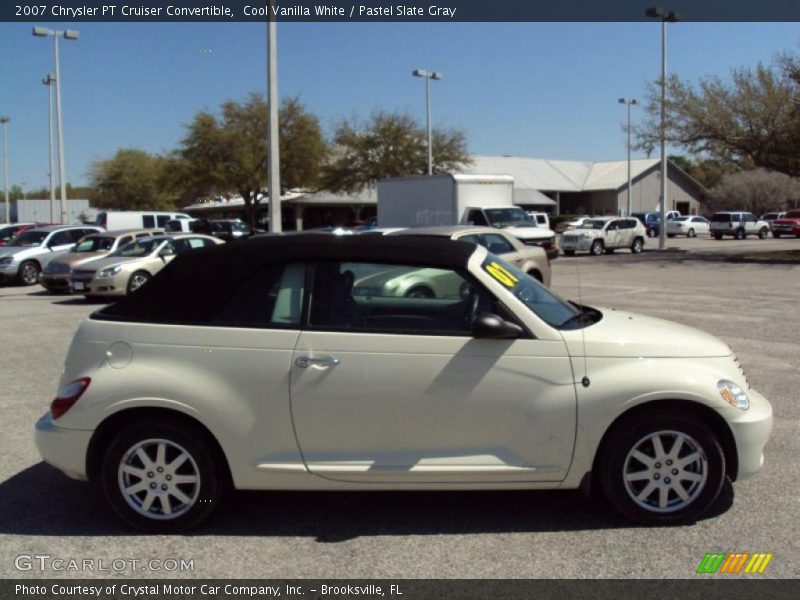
[
  {"left": 289, "top": 259, "right": 577, "bottom": 484},
  {"left": 604, "top": 221, "right": 621, "bottom": 248}
]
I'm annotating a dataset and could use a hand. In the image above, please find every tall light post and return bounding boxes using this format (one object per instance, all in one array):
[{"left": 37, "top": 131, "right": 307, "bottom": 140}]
[
  {"left": 646, "top": 7, "right": 681, "bottom": 249},
  {"left": 266, "top": 3, "right": 281, "bottom": 233},
  {"left": 412, "top": 69, "right": 443, "bottom": 175},
  {"left": 618, "top": 98, "right": 638, "bottom": 216},
  {"left": 0, "top": 116, "right": 8, "bottom": 223},
  {"left": 43, "top": 74, "right": 56, "bottom": 223},
  {"left": 33, "top": 26, "right": 79, "bottom": 224}
]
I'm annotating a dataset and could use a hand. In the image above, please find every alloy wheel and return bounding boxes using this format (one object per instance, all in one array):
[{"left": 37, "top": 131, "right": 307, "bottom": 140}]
[
  {"left": 117, "top": 438, "right": 201, "bottom": 520},
  {"left": 622, "top": 430, "right": 708, "bottom": 513}
]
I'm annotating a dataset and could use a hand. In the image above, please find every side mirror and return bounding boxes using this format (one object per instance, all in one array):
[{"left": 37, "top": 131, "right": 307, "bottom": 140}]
[{"left": 472, "top": 312, "right": 523, "bottom": 339}]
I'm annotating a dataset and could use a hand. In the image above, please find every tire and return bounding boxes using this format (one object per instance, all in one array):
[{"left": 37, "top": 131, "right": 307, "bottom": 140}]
[
  {"left": 713, "top": 233, "right": 723, "bottom": 240},
  {"left": 590, "top": 240, "right": 604, "bottom": 256},
  {"left": 758, "top": 227, "right": 768, "bottom": 239},
  {"left": 563, "top": 249, "right": 576, "bottom": 256},
  {"left": 527, "top": 270, "right": 543, "bottom": 283},
  {"left": 599, "top": 410, "right": 725, "bottom": 525},
  {"left": 18, "top": 261, "right": 40, "bottom": 286},
  {"left": 773, "top": 232, "right": 781, "bottom": 239},
  {"left": 646, "top": 228, "right": 656, "bottom": 238},
  {"left": 735, "top": 228, "right": 746, "bottom": 240},
  {"left": 687, "top": 228, "right": 696, "bottom": 238},
  {"left": 101, "top": 421, "right": 224, "bottom": 532},
  {"left": 405, "top": 286, "right": 435, "bottom": 299},
  {"left": 127, "top": 271, "right": 151, "bottom": 294},
  {"left": 630, "top": 237, "right": 644, "bottom": 254}
]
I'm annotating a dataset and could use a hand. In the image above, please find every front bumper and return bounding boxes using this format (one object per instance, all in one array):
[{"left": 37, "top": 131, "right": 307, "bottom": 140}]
[
  {"left": 722, "top": 388, "right": 773, "bottom": 481},
  {"left": 35, "top": 413, "right": 93, "bottom": 481},
  {"left": 560, "top": 236, "right": 593, "bottom": 252},
  {"left": 70, "top": 274, "right": 127, "bottom": 297},
  {"left": 0, "top": 263, "right": 18, "bottom": 281},
  {"left": 40, "top": 274, "right": 72, "bottom": 292}
]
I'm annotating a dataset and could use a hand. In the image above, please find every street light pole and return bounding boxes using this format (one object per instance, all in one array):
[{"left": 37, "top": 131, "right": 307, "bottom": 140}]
[
  {"left": 43, "top": 74, "right": 56, "bottom": 223},
  {"left": 0, "top": 116, "right": 8, "bottom": 223},
  {"left": 33, "top": 27, "right": 79, "bottom": 224},
  {"left": 412, "top": 69, "right": 443, "bottom": 175},
  {"left": 266, "top": 3, "right": 281, "bottom": 233},
  {"left": 618, "top": 98, "right": 638, "bottom": 216},
  {"left": 646, "top": 7, "right": 680, "bottom": 250}
]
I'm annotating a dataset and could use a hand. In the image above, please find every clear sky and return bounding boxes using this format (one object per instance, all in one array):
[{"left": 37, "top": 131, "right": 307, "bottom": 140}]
[{"left": 1, "top": 21, "right": 799, "bottom": 191}]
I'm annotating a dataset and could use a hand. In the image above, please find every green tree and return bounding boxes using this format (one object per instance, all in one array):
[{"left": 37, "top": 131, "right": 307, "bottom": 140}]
[
  {"left": 635, "top": 53, "right": 800, "bottom": 176},
  {"left": 89, "top": 148, "right": 177, "bottom": 210},
  {"left": 320, "top": 111, "right": 471, "bottom": 193},
  {"left": 176, "top": 94, "right": 327, "bottom": 226}
]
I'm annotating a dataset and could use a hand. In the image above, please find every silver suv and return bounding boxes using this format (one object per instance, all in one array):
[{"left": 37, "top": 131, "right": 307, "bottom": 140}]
[
  {"left": 709, "top": 212, "right": 769, "bottom": 240},
  {"left": 0, "top": 225, "right": 103, "bottom": 285}
]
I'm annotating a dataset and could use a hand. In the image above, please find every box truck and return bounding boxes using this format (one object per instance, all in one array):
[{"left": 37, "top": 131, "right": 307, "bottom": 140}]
[{"left": 377, "top": 174, "right": 556, "bottom": 257}]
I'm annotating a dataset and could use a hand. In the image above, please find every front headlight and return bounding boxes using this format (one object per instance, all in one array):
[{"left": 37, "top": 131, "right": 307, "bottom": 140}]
[
  {"left": 717, "top": 379, "right": 749, "bottom": 410},
  {"left": 98, "top": 265, "right": 122, "bottom": 278},
  {"left": 0, "top": 256, "right": 14, "bottom": 265}
]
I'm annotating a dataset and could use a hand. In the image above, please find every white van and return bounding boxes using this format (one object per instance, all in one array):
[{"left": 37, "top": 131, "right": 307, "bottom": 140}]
[{"left": 96, "top": 211, "right": 191, "bottom": 231}]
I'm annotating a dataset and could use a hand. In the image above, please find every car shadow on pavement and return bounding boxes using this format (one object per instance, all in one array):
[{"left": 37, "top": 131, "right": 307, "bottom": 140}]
[
  {"left": 52, "top": 298, "right": 113, "bottom": 306},
  {"left": 0, "top": 463, "right": 734, "bottom": 540}
]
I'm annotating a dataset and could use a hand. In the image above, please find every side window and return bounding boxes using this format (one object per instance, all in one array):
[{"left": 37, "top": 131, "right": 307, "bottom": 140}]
[
  {"left": 135, "top": 232, "right": 150, "bottom": 239},
  {"left": 156, "top": 215, "right": 171, "bottom": 228},
  {"left": 482, "top": 233, "right": 515, "bottom": 255},
  {"left": 118, "top": 236, "right": 133, "bottom": 248},
  {"left": 212, "top": 263, "right": 303, "bottom": 328},
  {"left": 49, "top": 231, "right": 73, "bottom": 246},
  {"left": 308, "top": 261, "right": 497, "bottom": 335},
  {"left": 142, "top": 215, "right": 155, "bottom": 228},
  {"left": 187, "top": 238, "right": 207, "bottom": 249},
  {"left": 466, "top": 210, "right": 488, "bottom": 226},
  {"left": 607, "top": 221, "right": 618, "bottom": 231},
  {"left": 172, "top": 239, "right": 193, "bottom": 254},
  {"left": 458, "top": 234, "right": 482, "bottom": 245}
]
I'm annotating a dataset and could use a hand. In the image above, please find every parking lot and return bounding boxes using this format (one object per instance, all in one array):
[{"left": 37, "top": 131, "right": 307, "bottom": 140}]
[{"left": 0, "top": 241, "right": 797, "bottom": 579}]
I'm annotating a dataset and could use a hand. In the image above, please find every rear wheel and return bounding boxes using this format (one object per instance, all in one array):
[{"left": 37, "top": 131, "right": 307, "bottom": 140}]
[
  {"left": 102, "top": 421, "right": 224, "bottom": 532},
  {"left": 735, "top": 228, "right": 746, "bottom": 240},
  {"left": 18, "top": 261, "right": 40, "bottom": 286},
  {"left": 687, "top": 228, "right": 696, "bottom": 238},
  {"left": 590, "top": 240, "right": 604, "bottom": 256},
  {"left": 599, "top": 411, "right": 725, "bottom": 525},
  {"left": 758, "top": 227, "right": 768, "bottom": 239}
]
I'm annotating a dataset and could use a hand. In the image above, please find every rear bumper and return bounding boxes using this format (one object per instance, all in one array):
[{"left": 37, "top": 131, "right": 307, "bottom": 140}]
[{"left": 35, "top": 413, "right": 93, "bottom": 481}]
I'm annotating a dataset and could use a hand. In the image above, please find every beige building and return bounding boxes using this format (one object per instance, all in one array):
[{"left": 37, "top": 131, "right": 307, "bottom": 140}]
[{"left": 461, "top": 155, "right": 707, "bottom": 216}]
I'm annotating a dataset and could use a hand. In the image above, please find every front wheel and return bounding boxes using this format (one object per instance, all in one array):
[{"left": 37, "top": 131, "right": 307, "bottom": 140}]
[
  {"left": 102, "top": 422, "right": 224, "bottom": 532},
  {"left": 599, "top": 411, "right": 725, "bottom": 525},
  {"left": 18, "top": 261, "right": 40, "bottom": 286},
  {"left": 630, "top": 237, "right": 644, "bottom": 254},
  {"left": 758, "top": 227, "right": 768, "bottom": 239},
  {"left": 127, "top": 270, "right": 151, "bottom": 294},
  {"left": 590, "top": 240, "right": 604, "bottom": 256},
  {"left": 646, "top": 228, "right": 656, "bottom": 238}
]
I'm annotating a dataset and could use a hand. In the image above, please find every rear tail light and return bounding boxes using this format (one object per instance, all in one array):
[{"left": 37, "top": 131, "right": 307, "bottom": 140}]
[{"left": 50, "top": 377, "right": 91, "bottom": 419}]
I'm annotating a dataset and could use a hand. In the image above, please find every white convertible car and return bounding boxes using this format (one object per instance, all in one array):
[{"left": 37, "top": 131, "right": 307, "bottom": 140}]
[{"left": 35, "top": 234, "right": 772, "bottom": 531}]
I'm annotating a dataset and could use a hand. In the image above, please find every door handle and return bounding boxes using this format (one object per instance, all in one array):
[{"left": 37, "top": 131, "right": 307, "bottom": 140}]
[{"left": 295, "top": 356, "right": 340, "bottom": 368}]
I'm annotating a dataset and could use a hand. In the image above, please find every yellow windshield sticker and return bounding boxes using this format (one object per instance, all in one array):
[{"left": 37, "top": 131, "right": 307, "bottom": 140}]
[{"left": 484, "top": 261, "right": 519, "bottom": 288}]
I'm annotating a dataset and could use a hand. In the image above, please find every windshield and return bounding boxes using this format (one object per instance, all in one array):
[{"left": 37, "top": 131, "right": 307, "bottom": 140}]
[
  {"left": 481, "top": 255, "right": 596, "bottom": 329},
  {"left": 484, "top": 208, "right": 535, "bottom": 228},
  {"left": 673, "top": 217, "right": 689, "bottom": 222},
  {"left": 74, "top": 237, "right": 115, "bottom": 253},
  {"left": 110, "top": 238, "right": 164, "bottom": 258},
  {"left": 785, "top": 211, "right": 800, "bottom": 219},
  {"left": 576, "top": 219, "right": 607, "bottom": 230},
  {"left": 8, "top": 231, "right": 47, "bottom": 247}
]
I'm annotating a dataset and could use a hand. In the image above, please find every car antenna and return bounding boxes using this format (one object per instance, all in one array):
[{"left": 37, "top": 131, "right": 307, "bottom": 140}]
[{"left": 575, "top": 257, "right": 590, "bottom": 388}]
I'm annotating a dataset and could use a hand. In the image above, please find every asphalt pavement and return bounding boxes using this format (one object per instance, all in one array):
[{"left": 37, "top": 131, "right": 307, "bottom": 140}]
[{"left": 0, "top": 242, "right": 797, "bottom": 579}]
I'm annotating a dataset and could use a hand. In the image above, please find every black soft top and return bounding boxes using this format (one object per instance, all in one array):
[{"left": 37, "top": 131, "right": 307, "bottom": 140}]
[{"left": 95, "top": 233, "right": 478, "bottom": 324}]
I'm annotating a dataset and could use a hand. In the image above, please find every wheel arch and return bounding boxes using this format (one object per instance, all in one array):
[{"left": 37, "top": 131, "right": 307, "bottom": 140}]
[
  {"left": 86, "top": 407, "right": 233, "bottom": 488},
  {"left": 589, "top": 399, "right": 738, "bottom": 494}
]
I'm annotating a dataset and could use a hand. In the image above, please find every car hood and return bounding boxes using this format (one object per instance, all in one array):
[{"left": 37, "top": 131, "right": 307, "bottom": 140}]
[
  {"left": 504, "top": 226, "right": 555, "bottom": 241},
  {"left": 563, "top": 229, "right": 601, "bottom": 238},
  {"left": 75, "top": 255, "right": 148, "bottom": 272},
  {"left": 561, "top": 308, "right": 731, "bottom": 358},
  {"left": 52, "top": 251, "right": 111, "bottom": 267},
  {"left": 773, "top": 217, "right": 800, "bottom": 224},
  {"left": 0, "top": 245, "right": 38, "bottom": 259}
]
